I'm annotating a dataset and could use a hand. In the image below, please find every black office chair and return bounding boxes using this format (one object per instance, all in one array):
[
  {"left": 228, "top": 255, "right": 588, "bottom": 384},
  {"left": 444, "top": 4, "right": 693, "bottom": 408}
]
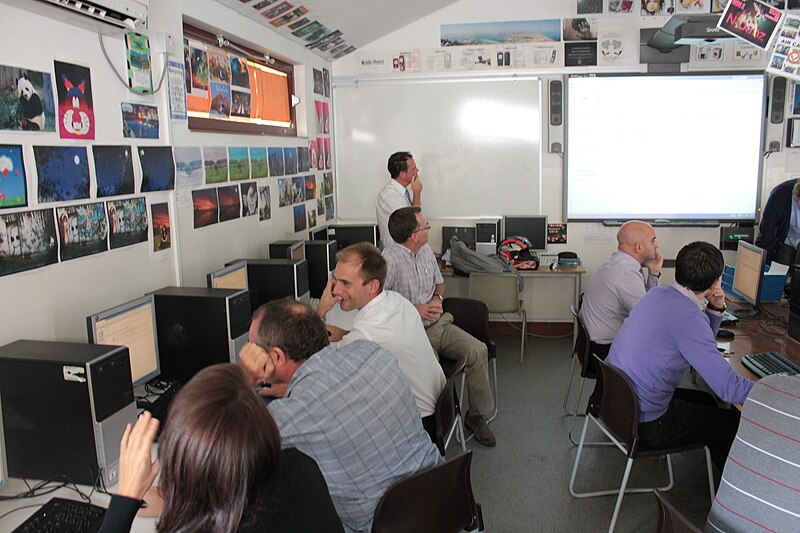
[
  {"left": 371, "top": 451, "right": 484, "bottom": 533},
  {"left": 564, "top": 304, "right": 602, "bottom": 445},
  {"left": 654, "top": 490, "right": 702, "bottom": 533},
  {"left": 435, "top": 354, "right": 466, "bottom": 456},
  {"left": 569, "top": 356, "right": 715, "bottom": 533}
]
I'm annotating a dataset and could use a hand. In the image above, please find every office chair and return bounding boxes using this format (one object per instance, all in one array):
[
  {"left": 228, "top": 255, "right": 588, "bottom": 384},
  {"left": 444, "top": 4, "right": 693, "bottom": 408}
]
[
  {"left": 435, "top": 354, "right": 466, "bottom": 455},
  {"left": 371, "top": 451, "right": 484, "bottom": 533},
  {"left": 654, "top": 490, "right": 702, "bottom": 533},
  {"left": 569, "top": 356, "right": 714, "bottom": 533},
  {"left": 564, "top": 304, "right": 603, "bottom": 445},
  {"left": 467, "top": 273, "right": 527, "bottom": 364}
]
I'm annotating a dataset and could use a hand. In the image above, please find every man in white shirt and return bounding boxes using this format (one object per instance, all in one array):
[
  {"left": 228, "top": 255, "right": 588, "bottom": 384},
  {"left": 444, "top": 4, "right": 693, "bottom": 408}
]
[
  {"left": 376, "top": 151, "right": 423, "bottom": 248},
  {"left": 579, "top": 220, "right": 663, "bottom": 358},
  {"left": 315, "top": 242, "right": 446, "bottom": 441}
]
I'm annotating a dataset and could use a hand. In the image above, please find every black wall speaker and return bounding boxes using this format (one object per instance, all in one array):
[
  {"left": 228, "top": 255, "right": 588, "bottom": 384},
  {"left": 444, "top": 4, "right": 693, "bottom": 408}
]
[
  {"left": 771, "top": 76, "right": 787, "bottom": 124},
  {"left": 549, "top": 80, "right": 563, "bottom": 126}
]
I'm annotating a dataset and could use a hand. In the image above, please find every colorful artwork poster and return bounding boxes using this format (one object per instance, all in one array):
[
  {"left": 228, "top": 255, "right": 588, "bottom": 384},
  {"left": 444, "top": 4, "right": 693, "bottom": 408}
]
[
  {"left": 676, "top": 0, "right": 710, "bottom": 13},
  {"left": 441, "top": 19, "right": 561, "bottom": 47},
  {"left": 56, "top": 202, "right": 108, "bottom": 261},
  {"left": 229, "top": 55, "right": 250, "bottom": 89},
  {"left": 241, "top": 181, "right": 258, "bottom": 216},
  {"left": 34, "top": 145, "right": 90, "bottom": 203},
  {"left": 301, "top": 25, "right": 331, "bottom": 45},
  {"left": 0, "top": 144, "right": 27, "bottom": 209},
  {"left": 323, "top": 172, "right": 333, "bottom": 196},
  {"left": 317, "top": 194, "right": 324, "bottom": 216},
  {"left": 264, "top": 2, "right": 295, "bottom": 20},
  {"left": 323, "top": 138, "right": 332, "bottom": 169},
  {"left": 258, "top": 184, "right": 272, "bottom": 221},
  {"left": 291, "top": 176, "right": 305, "bottom": 204},
  {"left": 316, "top": 137, "right": 325, "bottom": 168},
  {"left": 190, "top": 45, "right": 209, "bottom": 94},
  {"left": 107, "top": 197, "right": 148, "bottom": 249},
  {"left": 253, "top": 0, "right": 278, "bottom": 11},
  {"left": 203, "top": 146, "right": 229, "bottom": 184},
  {"left": 307, "top": 208, "right": 317, "bottom": 228},
  {"left": 250, "top": 147, "right": 269, "bottom": 178},
  {"left": 218, "top": 184, "right": 241, "bottom": 222},
  {"left": 312, "top": 68, "right": 323, "bottom": 95},
  {"left": 322, "top": 102, "right": 330, "bottom": 133},
  {"left": 563, "top": 18, "right": 598, "bottom": 41},
  {"left": 125, "top": 32, "right": 153, "bottom": 94},
  {"left": 718, "top": 0, "right": 783, "bottom": 49},
  {"left": 192, "top": 188, "right": 219, "bottom": 229},
  {"left": 231, "top": 90, "right": 251, "bottom": 118},
  {"left": 0, "top": 208, "right": 58, "bottom": 276},
  {"left": 150, "top": 202, "right": 171, "bottom": 252},
  {"left": 278, "top": 178, "right": 291, "bottom": 207},
  {"left": 271, "top": 6, "right": 308, "bottom": 27},
  {"left": 284, "top": 147, "right": 298, "bottom": 175},
  {"left": 642, "top": 0, "right": 668, "bottom": 15},
  {"left": 767, "top": 15, "right": 800, "bottom": 79},
  {"left": 293, "top": 203, "right": 307, "bottom": 232},
  {"left": 0, "top": 65, "right": 55, "bottom": 132},
  {"left": 547, "top": 223, "right": 568, "bottom": 244},
  {"left": 323, "top": 68, "right": 330, "bottom": 97},
  {"left": 210, "top": 82, "right": 231, "bottom": 118},
  {"left": 93, "top": 145, "right": 134, "bottom": 197},
  {"left": 207, "top": 47, "right": 231, "bottom": 84},
  {"left": 304, "top": 174, "right": 316, "bottom": 199},
  {"left": 609, "top": 0, "right": 635, "bottom": 12},
  {"left": 228, "top": 146, "right": 250, "bottom": 181},
  {"left": 268, "top": 147, "right": 285, "bottom": 176},
  {"left": 315, "top": 100, "right": 324, "bottom": 133},
  {"left": 53, "top": 61, "right": 95, "bottom": 140},
  {"left": 308, "top": 139, "right": 317, "bottom": 169},
  {"left": 139, "top": 147, "right": 175, "bottom": 192},
  {"left": 712, "top": 0, "right": 731, "bottom": 12},
  {"left": 324, "top": 195, "right": 334, "bottom": 220},
  {"left": 121, "top": 102, "right": 159, "bottom": 139},
  {"left": 174, "top": 146, "right": 204, "bottom": 188},
  {"left": 298, "top": 146, "right": 310, "bottom": 172}
]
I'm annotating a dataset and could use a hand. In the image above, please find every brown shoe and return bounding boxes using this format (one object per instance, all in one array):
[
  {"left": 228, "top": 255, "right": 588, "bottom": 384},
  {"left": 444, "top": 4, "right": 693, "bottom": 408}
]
[{"left": 465, "top": 413, "right": 496, "bottom": 447}]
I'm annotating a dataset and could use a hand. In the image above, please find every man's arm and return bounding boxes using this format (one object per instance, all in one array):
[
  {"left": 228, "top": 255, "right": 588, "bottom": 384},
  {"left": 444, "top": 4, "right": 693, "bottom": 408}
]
[
  {"left": 316, "top": 279, "right": 339, "bottom": 320},
  {"left": 415, "top": 282, "right": 444, "bottom": 322},
  {"left": 410, "top": 174, "right": 423, "bottom": 206},
  {"left": 614, "top": 269, "right": 649, "bottom": 314},
  {"left": 642, "top": 252, "right": 663, "bottom": 289}
]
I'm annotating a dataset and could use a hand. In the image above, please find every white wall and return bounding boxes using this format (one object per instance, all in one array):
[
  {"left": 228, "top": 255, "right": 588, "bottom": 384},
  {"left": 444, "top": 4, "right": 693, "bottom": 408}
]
[{"left": 0, "top": 0, "right": 332, "bottom": 346}]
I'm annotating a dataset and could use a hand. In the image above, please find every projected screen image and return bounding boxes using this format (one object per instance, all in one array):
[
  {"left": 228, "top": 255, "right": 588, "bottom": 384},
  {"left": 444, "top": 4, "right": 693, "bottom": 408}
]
[{"left": 566, "top": 73, "right": 765, "bottom": 221}]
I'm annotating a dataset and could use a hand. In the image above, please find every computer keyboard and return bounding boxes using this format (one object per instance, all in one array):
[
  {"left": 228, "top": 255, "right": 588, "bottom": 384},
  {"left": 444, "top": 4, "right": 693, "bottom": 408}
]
[
  {"left": 741, "top": 352, "right": 800, "bottom": 379},
  {"left": 137, "top": 381, "right": 183, "bottom": 432},
  {"left": 721, "top": 310, "right": 739, "bottom": 326},
  {"left": 12, "top": 497, "right": 105, "bottom": 533}
]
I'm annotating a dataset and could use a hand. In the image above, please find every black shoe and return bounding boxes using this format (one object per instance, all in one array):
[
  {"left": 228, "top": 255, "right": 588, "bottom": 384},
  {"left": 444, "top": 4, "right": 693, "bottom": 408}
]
[{"left": 465, "top": 413, "right": 496, "bottom": 447}]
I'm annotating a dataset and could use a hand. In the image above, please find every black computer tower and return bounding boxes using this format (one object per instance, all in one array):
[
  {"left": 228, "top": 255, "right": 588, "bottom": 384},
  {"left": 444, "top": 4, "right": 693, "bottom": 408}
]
[
  {"left": 268, "top": 240, "right": 304, "bottom": 260},
  {"left": 326, "top": 224, "right": 379, "bottom": 250},
  {"left": 0, "top": 340, "right": 137, "bottom": 487},
  {"left": 227, "top": 258, "right": 310, "bottom": 310},
  {"left": 789, "top": 267, "right": 800, "bottom": 342},
  {"left": 305, "top": 240, "right": 337, "bottom": 298},
  {"left": 152, "top": 287, "right": 251, "bottom": 383}
]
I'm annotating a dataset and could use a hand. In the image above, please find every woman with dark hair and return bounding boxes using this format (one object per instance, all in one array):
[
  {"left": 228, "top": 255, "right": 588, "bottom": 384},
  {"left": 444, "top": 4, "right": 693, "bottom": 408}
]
[{"left": 99, "top": 364, "right": 343, "bottom": 533}]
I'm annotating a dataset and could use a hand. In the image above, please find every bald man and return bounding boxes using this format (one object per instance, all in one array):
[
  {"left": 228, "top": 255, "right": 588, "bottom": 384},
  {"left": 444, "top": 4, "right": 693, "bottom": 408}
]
[{"left": 579, "top": 221, "right": 663, "bottom": 358}]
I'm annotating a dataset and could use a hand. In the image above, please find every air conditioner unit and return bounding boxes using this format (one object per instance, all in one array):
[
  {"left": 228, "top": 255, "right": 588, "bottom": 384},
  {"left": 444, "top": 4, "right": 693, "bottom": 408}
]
[{"left": 2, "top": 0, "right": 148, "bottom": 35}]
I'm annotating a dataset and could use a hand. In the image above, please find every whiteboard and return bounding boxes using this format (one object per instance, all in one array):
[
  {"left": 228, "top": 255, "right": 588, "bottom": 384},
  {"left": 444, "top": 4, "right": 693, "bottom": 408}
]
[{"left": 333, "top": 77, "right": 542, "bottom": 219}]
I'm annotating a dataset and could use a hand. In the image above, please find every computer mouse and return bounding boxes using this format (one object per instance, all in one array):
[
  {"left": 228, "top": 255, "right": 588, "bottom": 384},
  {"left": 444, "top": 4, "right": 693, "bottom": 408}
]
[{"left": 716, "top": 329, "right": 735, "bottom": 340}]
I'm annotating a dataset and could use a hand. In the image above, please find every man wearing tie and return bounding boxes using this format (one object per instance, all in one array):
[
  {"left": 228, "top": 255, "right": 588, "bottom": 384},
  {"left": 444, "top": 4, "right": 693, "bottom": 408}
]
[
  {"left": 755, "top": 178, "right": 800, "bottom": 265},
  {"left": 376, "top": 151, "right": 423, "bottom": 248}
]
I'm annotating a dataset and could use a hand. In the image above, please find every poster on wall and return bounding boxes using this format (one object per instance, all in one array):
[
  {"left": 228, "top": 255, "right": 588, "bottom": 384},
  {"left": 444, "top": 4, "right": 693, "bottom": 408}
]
[
  {"left": 53, "top": 60, "right": 95, "bottom": 140},
  {"left": 259, "top": 183, "right": 272, "bottom": 222},
  {"left": 139, "top": 146, "right": 175, "bottom": 192},
  {"left": 250, "top": 147, "right": 269, "bottom": 179},
  {"left": 121, "top": 102, "right": 159, "bottom": 139},
  {"left": 56, "top": 202, "right": 108, "bottom": 261},
  {"left": 107, "top": 197, "right": 148, "bottom": 249},
  {"left": 192, "top": 188, "right": 219, "bottom": 229},
  {"left": 278, "top": 178, "right": 291, "bottom": 207},
  {"left": 218, "top": 184, "right": 241, "bottom": 222},
  {"left": 718, "top": 0, "right": 783, "bottom": 49},
  {"left": 228, "top": 147, "right": 251, "bottom": 181},
  {"left": 298, "top": 146, "right": 310, "bottom": 172},
  {"left": 0, "top": 208, "right": 58, "bottom": 276},
  {"left": 324, "top": 195, "right": 334, "bottom": 220},
  {"left": 203, "top": 146, "right": 229, "bottom": 184},
  {"left": 268, "top": 147, "right": 285, "bottom": 176},
  {"left": 293, "top": 204, "right": 307, "bottom": 232},
  {"left": 174, "top": 146, "right": 204, "bottom": 188},
  {"left": 0, "top": 144, "right": 28, "bottom": 209},
  {"left": 150, "top": 201, "right": 171, "bottom": 253},
  {"left": 167, "top": 60, "right": 187, "bottom": 120},
  {"left": 93, "top": 145, "right": 135, "bottom": 197},
  {"left": 307, "top": 208, "right": 317, "bottom": 228},
  {"left": 0, "top": 65, "right": 55, "bottom": 132},
  {"left": 34, "top": 145, "right": 90, "bottom": 203},
  {"left": 284, "top": 147, "right": 298, "bottom": 175},
  {"left": 291, "top": 176, "right": 305, "bottom": 204},
  {"left": 767, "top": 14, "right": 800, "bottom": 80},
  {"left": 564, "top": 42, "right": 598, "bottom": 66},
  {"left": 563, "top": 18, "right": 598, "bottom": 41},
  {"left": 241, "top": 182, "right": 258, "bottom": 217},
  {"left": 125, "top": 32, "right": 153, "bottom": 94}
]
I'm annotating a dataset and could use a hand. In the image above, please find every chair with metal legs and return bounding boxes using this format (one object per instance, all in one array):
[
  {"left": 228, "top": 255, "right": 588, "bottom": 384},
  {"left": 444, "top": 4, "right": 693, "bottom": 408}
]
[
  {"left": 467, "top": 273, "right": 527, "bottom": 364},
  {"left": 563, "top": 304, "right": 600, "bottom": 444},
  {"left": 435, "top": 354, "right": 467, "bottom": 455}
]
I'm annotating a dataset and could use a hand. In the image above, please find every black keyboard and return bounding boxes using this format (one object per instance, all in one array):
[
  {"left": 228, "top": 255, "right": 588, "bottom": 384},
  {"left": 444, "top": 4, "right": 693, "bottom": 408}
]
[
  {"left": 721, "top": 310, "right": 739, "bottom": 326},
  {"left": 12, "top": 497, "right": 105, "bottom": 533},
  {"left": 137, "top": 382, "right": 183, "bottom": 432},
  {"left": 741, "top": 352, "right": 800, "bottom": 379}
]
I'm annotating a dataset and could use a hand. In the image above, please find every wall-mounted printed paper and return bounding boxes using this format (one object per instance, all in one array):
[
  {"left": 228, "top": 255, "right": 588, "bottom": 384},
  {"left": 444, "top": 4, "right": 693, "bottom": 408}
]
[
  {"left": 284, "top": 147, "right": 298, "bottom": 175},
  {"left": 264, "top": 2, "right": 294, "bottom": 20},
  {"left": 323, "top": 173, "right": 333, "bottom": 197},
  {"left": 304, "top": 174, "right": 316, "bottom": 200},
  {"left": 324, "top": 195, "right": 334, "bottom": 220},
  {"left": 121, "top": 102, "right": 159, "bottom": 139},
  {"left": 125, "top": 32, "right": 153, "bottom": 94},
  {"left": 598, "top": 31, "right": 624, "bottom": 66},
  {"left": 204, "top": 146, "right": 229, "bottom": 184},
  {"left": 218, "top": 184, "right": 241, "bottom": 222},
  {"left": 547, "top": 223, "right": 568, "bottom": 244},
  {"left": 298, "top": 146, "right": 310, "bottom": 172},
  {"left": 268, "top": 147, "right": 285, "bottom": 176},
  {"left": 696, "top": 43, "right": 724, "bottom": 61},
  {"left": 308, "top": 140, "right": 317, "bottom": 169},
  {"left": 676, "top": 0, "right": 710, "bottom": 12},
  {"left": 609, "top": 0, "right": 635, "bottom": 13},
  {"left": 229, "top": 54, "right": 250, "bottom": 89},
  {"left": 271, "top": 6, "right": 308, "bottom": 27},
  {"left": 54, "top": 61, "right": 95, "bottom": 140},
  {"left": 323, "top": 138, "right": 332, "bottom": 169},
  {"left": 174, "top": 146, "right": 204, "bottom": 188},
  {"left": 150, "top": 201, "right": 171, "bottom": 252},
  {"left": 0, "top": 208, "right": 58, "bottom": 276},
  {"left": 34, "top": 145, "right": 90, "bottom": 203},
  {"left": 56, "top": 202, "right": 108, "bottom": 261},
  {"left": 718, "top": 0, "right": 783, "bottom": 49},
  {"left": 228, "top": 147, "right": 251, "bottom": 181},
  {"left": 732, "top": 40, "right": 763, "bottom": 61},
  {"left": 93, "top": 145, "right": 135, "bottom": 197},
  {"left": 441, "top": 19, "right": 562, "bottom": 47},
  {"left": 316, "top": 137, "right": 324, "bottom": 169},
  {"left": 317, "top": 194, "right": 324, "bottom": 216},
  {"left": 167, "top": 60, "right": 187, "bottom": 120},
  {"left": 312, "top": 68, "right": 324, "bottom": 94},
  {"left": 767, "top": 15, "right": 800, "bottom": 79},
  {"left": 189, "top": 43, "right": 209, "bottom": 96},
  {"left": 0, "top": 144, "right": 27, "bottom": 209},
  {"left": 210, "top": 82, "right": 231, "bottom": 118},
  {"left": 307, "top": 208, "right": 317, "bottom": 228},
  {"left": 107, "top": 197, "right": 148, "bottom": 249},
  {"left": 250, "top": 147, "right": 268, "bottom": 178},
  {"left": 323, "top": 68, "right": 330, "bottom": 97},
  {"left": 278, "top": 178, "right": 291, "bottom": 207},
  {"left": 241, "top": 181, "right": 258, "bottom": 216},
  {"left": 259, "top": 184, "right": 272, "bottom": 221},
  {"left": 139, "top": 147, "right": 175, "bottom": 192},
  {"left": 0, "top": 65, "right": 55, "bottom": 132},
  {"left": 291, "top": 176, "right": 305, "bottom": 204},
  {"left": 293, "top": 203, "right": 306, "bottom": 232},
  {"left": 192, "top": 188, "right": 219, "bottom": 228},
  {"left": 563, "top": 18, "right": 598, "bottom": 41},
  {"left": 564, "top": 42, "right": 598, "bottom": 66},
  {"left": 642, "top": 0, "right": 669, "bottom": 15}
]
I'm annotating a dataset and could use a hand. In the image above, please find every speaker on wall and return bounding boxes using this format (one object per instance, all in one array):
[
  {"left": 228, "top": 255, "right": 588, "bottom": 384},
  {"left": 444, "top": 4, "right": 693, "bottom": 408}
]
[
  {"left": 549, "top": 79, "right": 563, "bottom": 126},
  {"left": 771, "top": 76, "right": 787, "bottom": 125}
]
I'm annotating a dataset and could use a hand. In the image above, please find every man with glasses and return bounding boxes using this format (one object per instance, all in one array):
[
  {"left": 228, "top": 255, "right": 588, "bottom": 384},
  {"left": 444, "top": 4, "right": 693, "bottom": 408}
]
[
  {"left": 376, "top": 151, "right": 423, "bottom": 248},
  {"left": 580, "top": 220, "right": 663, "bottom": 359},
  {"left": 382, "top": 206, "right": 497, "bottom": 447}
]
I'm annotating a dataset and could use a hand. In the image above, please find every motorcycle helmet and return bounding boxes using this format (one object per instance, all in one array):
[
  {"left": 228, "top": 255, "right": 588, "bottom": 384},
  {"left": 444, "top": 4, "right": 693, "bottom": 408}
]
[{"left": 498, "top": 236, "right": 539, "bottom": 270}]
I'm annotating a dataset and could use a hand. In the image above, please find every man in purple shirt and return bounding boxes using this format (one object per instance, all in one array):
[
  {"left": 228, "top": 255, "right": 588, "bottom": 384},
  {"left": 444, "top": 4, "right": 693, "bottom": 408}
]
[{"left": 606, "top": 241, "right": 755, "bottom": 469}]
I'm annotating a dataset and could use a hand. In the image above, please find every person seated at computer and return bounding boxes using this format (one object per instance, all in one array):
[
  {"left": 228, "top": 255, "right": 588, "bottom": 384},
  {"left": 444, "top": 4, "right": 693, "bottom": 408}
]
[
  {"left": 580, "top": 220, "right": 663, "bottom": 359},
  {"left": 314, "top": 242, "right": 446, "bottom": 441},
  {"left": 376, "top": 151, "right": 422, "bottom": 248},
  {"left": 606, "top": 241, "right": 755, "bottom": 470},
  {"left": 706, "top": 374, "right": 800, "bottom": 532},
  {"left": 755, "top": 178, "right": 800, "bottom": 265},
  {"left": 99, "top": 364, "right": 343, "bottom": 533}
]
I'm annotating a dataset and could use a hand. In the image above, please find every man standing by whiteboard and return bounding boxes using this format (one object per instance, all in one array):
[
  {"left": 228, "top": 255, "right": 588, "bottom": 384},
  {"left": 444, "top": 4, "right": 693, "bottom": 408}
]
[
  {"left": 376, "top": 151, "right": 423, "bottom": 248},
  {"left": 755, "top": 178, "right": 800, "bottom": 266}
]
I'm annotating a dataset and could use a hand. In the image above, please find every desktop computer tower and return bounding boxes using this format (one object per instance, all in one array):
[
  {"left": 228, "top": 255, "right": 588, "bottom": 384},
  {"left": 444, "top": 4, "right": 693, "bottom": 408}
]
[
  {"left": 152, "top": 287, "right": 251, "bottom": 383},
  {"left": 475, "top": 218, "right": 501, "bottom": 255},
  {"left": 227, "top": 258, "right": 311, "bottom": 310},
  {"left": 0, "top": 394, "right": 6, "bottom": 490},
  {"left": 0, "top": 340, "right": 137, "bottom": 487},
  {"left": 789, "top": 267, "right": 800, "bottom": 341},
  {"left": 326, "top": 224, "right": 379, "bottom": 250},
  {"left": 305, "top": 240, "right": 337, "bottom": 298}
]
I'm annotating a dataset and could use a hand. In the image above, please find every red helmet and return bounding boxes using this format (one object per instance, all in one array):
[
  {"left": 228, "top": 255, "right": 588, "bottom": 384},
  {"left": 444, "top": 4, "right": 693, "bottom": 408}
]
[{"left": 498, "top": 236, "right": 539, "bottom": 270}]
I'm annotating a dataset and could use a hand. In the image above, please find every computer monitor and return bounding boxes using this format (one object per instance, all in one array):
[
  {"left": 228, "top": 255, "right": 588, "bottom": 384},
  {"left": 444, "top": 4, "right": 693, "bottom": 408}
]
[
  {"left": 309, "top": 225, "right": 328, "bottom": 241},
  {"left": 731, "top": 241, "right": 766, "bottom": 318},
  {"left": 290, "top": 241, "right": 305, "bottom": 261},
  {"left": 441, "top": 226, "right": 476, "bottom": 255},
  {"left": 327, "top": 224, "right": 379, "bottom": 251},
  {"left": 207, "top": 261, "right": 248, "bottom": 290},
  {"left": 502, "top": 216, "right": 547, "bottom": 251},
  {"left": 86, "top": 294, "right": 160, "bottom": 387}
]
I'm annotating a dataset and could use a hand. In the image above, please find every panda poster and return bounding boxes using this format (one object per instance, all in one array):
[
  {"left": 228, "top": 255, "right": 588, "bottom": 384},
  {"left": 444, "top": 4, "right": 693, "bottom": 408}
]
[
  {"left": 53, "top": 61, "right": 96, "bottom": 140},
  {"left": 0, "top": 65, "right": 56, "bottom": 132},
  {"left": 0, "top": 208, "right": 58, "bottom": 277}
]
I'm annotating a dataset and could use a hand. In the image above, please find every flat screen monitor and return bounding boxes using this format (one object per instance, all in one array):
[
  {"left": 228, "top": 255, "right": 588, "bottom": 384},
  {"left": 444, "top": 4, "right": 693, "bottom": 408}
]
[
  {"left": 309, "top": 226, "right": 328, "bottom": 240},
  {"left": 327, "top": 224, "right": 378, "bottom": 250},
  {"left": 86, "top": 294, "right": 160, "bottom": 387},
  {"left": 732, "top": 241, "right": 766, "bottom": 314},
  {"left": 441, "top": 226, "right": 476, "bottom": 255},
  {"left": 207, "top": 262, "right": 248, "bottom": 290},
  {"left": 503, "top": 216, "right": 547, "bottom": 251}
]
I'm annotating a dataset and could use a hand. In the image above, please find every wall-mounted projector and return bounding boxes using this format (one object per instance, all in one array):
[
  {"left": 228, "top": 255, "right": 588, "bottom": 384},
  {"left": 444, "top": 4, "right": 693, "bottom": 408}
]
[{"left": 647, "top": 15, "right": 734, "bottom": 52}]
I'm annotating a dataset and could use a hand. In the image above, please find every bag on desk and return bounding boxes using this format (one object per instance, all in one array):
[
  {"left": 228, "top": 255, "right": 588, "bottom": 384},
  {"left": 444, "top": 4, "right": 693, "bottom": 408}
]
[{"left": 448, "top": 236, "right": 523, "bottom": 291}]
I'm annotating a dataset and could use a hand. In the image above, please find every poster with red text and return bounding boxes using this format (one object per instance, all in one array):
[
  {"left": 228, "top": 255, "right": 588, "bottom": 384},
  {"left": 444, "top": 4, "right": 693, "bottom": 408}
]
[{"left": 718, "top": 0, "right": 783, "bottom": 49}]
